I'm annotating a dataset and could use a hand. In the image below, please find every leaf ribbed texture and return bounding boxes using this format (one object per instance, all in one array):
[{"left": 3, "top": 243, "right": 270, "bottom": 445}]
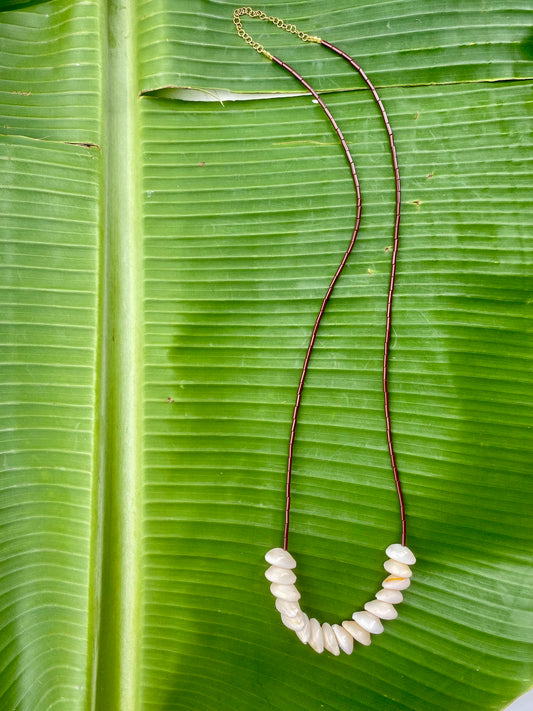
[
  {"left": 0, "top": 0, "right": 101, "bottom": 142},
  {"left": 138, "top": 0, "right": 533, "bottom": 94},
  {"left": 0, "top": 1, "right": 532, "bottom": 710},
  {"left": 139, "top": 83, "right": 533, "bottom": 711},
  {"left": 0, "top": 135, "right": 100, "bottom": 709}
]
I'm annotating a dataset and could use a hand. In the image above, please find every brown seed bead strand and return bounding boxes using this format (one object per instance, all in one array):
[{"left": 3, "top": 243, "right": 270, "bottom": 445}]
[{"left": 233, "top": 7, "right": 412, "bottom": 653}]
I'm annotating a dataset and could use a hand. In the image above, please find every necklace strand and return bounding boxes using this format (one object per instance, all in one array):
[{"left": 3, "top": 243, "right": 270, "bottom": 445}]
[{"left": 234, "top": 7, "right": 414, "bottom": 655}]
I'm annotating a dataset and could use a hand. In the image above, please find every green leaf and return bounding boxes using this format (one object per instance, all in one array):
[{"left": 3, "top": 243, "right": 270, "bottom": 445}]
[
  {"left": 0, "top": 134, "right": 100, "bottom": 707},
  {"left": 139, "top": 0, "right": 533, "bottom": 94},
  {"left": 0, "top": 1, "right": 532, "bottom": 710}
]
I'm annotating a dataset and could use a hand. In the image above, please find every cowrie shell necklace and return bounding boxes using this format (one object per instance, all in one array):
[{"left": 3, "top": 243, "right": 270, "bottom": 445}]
[{"left": 234, "top": 7, "right": 414, "bottom": 654}]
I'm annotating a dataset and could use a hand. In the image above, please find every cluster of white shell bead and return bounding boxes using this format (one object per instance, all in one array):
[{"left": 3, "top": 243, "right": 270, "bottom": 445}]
[{"left": 265, "top": 542, "right": 416, "bottom": 655}]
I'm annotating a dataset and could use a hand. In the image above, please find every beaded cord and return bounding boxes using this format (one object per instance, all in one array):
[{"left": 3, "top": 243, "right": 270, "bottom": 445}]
[{"left": 233, "top": 8, "right": 412, "bottom": 653}]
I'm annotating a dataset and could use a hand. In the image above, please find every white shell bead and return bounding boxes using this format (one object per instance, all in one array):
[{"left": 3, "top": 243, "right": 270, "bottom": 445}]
[
  {"left": 308, "top": 617, "right": 324, "bottom": 653},
  {"left": 332, "top": 623, "right": 354, "bottom": 655},
  {"left": 281, "top": 611, "right": 306, "bottom": 632},
  {"left": 275, "top": 598, "right": 300, "bottom": 618},
  {"left": 384, "top": 558, "right": 412, "bottom": 578},
  {"left": 376, "top": 588, "right": 403, "bottom": 604},
  {"left": 382, "top": 575, "right": 411, "bottom": 591},
  {"left": 265, "top": 547, "right": 297, "bottom": 569},
  {"left": 364, "top": 599, "right": 398, "bottom": 620},
  {"left": 265, "top": 565, "right": 297, "bottom": 584},
  {"left": 342, "top": 620, "right": 371, "bottom": 646},
  {"left": 386, "top": 543, "right": 416, "bottom": 566},
  {"left": 322, "top": 622, "right": 340, "bottom": 656},
  {"left": 270, "top": 582, "right": 301, "bottom": 601},
  {"left": 352, "top": 610, "right": 384, "bottom": 634},
  {"left": 295, "top": 612, "right": 310, "bottom": 644}
]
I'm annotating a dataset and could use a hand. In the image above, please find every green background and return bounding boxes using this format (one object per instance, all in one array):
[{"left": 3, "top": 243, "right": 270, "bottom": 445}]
[{"left": 0, "top": 1, "right": 532, "bottom": 709}]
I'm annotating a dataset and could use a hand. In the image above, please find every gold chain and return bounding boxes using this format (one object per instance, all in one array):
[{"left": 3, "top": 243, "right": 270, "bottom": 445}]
[{"left": 233, "top": 7, "right": 321, "bottom": 59}]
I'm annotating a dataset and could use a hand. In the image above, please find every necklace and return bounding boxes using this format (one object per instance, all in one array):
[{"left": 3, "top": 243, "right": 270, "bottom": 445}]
[{"left": 233, "top": 7, "right": 416, "bottom": 656}]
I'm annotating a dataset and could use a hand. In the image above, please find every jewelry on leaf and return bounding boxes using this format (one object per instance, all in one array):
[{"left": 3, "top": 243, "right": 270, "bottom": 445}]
[{"left": 233, "top": 7, "right": 414, "bottom": 655}]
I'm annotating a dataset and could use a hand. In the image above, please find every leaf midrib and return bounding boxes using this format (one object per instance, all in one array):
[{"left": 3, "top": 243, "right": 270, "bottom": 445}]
[{"left": 87, "top": 1, "right": 143, "bottom": 710}]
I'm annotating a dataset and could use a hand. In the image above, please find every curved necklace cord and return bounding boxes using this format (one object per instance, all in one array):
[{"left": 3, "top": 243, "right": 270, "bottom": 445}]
[{"left": 233, "top": 8, "right": 406, "bottom": 550}]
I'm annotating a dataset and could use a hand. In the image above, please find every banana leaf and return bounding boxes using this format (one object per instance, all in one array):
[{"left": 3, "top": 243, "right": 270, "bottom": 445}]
[{"left": 0, "top": 1, "right": 532, "bottom": 710}]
